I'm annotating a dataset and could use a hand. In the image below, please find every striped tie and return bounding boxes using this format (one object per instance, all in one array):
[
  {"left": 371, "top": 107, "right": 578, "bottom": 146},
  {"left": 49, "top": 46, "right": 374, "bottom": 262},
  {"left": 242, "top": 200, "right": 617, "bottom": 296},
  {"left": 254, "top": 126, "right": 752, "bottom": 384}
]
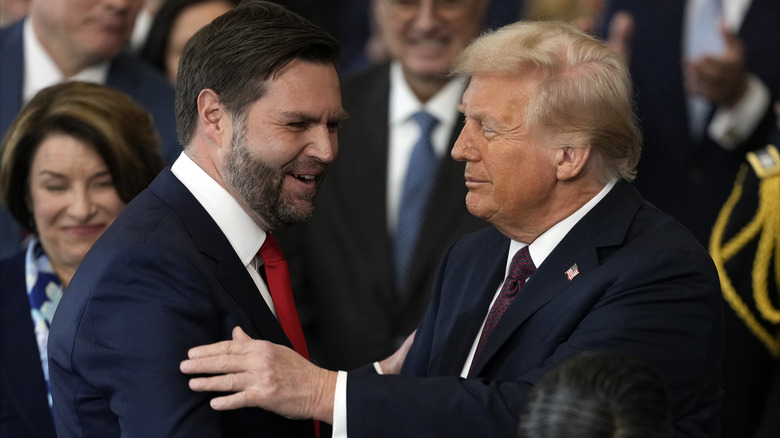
[{"left": 394, "top": 111, "right": 440, "bottom": 292}]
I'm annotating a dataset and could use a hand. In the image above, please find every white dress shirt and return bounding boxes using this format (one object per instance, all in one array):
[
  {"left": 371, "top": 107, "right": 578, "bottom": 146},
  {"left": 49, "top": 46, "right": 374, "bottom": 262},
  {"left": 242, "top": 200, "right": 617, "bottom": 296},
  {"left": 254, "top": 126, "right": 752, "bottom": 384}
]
[
  {"left": 22, "top": 19, "right": 110, "bottom": 105},
  {"left": 170, "top": 152, "right": 277, "bottom": 317},
  {"left": 386, "top": 61, "right": 468, "bottom": 234}
]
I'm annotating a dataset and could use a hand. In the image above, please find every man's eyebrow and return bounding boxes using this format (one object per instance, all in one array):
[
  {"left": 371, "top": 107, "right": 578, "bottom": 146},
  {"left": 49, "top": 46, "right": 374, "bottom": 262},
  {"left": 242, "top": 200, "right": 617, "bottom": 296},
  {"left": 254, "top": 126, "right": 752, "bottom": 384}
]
[
  {"left": 280, "top": 110, "right": 350, "bottom": 123},
  {"left": 457, "top": 104, "right": 491, "bottom": 123},
  {"left": 279, "top": 111, "right": 319, "bottom": 123},
  {"left": 332, "top": 110, "right": 350, "bottom": 123}
]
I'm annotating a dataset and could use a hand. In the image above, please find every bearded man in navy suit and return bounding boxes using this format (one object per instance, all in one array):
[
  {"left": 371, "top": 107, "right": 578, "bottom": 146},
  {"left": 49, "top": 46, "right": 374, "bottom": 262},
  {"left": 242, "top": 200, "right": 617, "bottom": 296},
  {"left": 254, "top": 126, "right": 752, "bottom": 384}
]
[
  {"left": 47, "top": 2, "right": 347, "bottom": 436},
  {"left": 180, "top": 20, "right": 724, "bottom": 438}
]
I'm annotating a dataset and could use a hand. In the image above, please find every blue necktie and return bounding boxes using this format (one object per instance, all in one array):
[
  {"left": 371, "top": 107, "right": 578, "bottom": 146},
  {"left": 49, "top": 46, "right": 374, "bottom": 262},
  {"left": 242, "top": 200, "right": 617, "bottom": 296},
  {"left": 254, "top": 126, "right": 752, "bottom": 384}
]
[
  {"left": 684, "top": 0, "right": 725, "bottom": 139},
  {"left": 394, "top": 111, "right": 440, "bottom": 291}
]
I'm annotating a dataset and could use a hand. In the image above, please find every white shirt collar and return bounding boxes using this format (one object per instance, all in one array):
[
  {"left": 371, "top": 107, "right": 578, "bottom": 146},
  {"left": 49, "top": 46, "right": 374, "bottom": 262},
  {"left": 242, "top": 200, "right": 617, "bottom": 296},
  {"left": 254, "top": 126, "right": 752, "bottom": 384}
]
[
  {"left": 507, "top": 181, "right": 617, "bottom": 271},
  {"left": 23, "top": 18, "right": 110, "bottom": 105},
  {"left": 170, "top": 153, "right": 265, "bottom": 267},
  {"left": 386, "top": 61, "right": 468, "bottom": 232},
  {"left": 388, "top": 60, "right": 466, "bottom": 156}
]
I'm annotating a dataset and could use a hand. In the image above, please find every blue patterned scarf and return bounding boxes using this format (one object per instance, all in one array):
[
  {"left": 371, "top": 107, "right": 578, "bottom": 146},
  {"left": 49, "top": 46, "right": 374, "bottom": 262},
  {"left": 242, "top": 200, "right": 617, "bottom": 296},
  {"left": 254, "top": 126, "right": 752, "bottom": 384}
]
[{"left": 25, "top": 237, "right": 63, "bottom": 408}]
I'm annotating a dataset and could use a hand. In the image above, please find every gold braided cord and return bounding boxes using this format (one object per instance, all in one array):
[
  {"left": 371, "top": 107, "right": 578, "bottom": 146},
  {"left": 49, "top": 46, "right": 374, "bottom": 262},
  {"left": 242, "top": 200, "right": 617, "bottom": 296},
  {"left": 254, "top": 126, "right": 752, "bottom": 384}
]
[
  {"left": 753, "top": 173, "right": 780, "bottom": 323},
  {"left": 709, "top": 165, "right": 780, "bottom": 357},
  {"left": 719, "top": 177, "right": 765, "bottom": 261}
]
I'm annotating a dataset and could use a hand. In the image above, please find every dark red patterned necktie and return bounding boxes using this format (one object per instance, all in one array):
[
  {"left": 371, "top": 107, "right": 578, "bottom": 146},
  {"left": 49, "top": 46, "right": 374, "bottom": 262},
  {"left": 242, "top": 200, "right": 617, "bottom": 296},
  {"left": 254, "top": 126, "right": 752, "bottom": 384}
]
[
  {"left": 259, "top": 233, "right": 309, "bottom": 360},
  {"left": 469, "top": 246, "right": 536, "bottom": 377}
]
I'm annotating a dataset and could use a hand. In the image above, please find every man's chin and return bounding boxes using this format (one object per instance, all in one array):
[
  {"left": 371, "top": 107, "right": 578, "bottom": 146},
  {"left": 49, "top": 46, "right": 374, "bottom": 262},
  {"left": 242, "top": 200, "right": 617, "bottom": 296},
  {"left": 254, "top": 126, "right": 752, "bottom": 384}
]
[
  {"left": 404, "top": 57, "right": 454, "bottom": 81},
  {"left": 276, "top": 201, "right": 315, "bottom": 227}
]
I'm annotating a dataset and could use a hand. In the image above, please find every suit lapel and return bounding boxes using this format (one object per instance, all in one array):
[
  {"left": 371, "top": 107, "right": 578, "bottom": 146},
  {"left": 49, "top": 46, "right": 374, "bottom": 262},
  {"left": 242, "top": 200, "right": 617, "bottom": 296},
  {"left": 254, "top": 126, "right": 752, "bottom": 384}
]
[
  {"left": 149, "top": 170, "right": 290, "bottom": 347},
  {"left": 105, "top": 54, "right": 147, "bottom": 95},
  {"left": 468, "top": 229, "right": 601, "bottom": 376},
  {"left": 469, "top": 182, "right": 642, "bottom": 375},
  {"left": 428, "top": 228, "right": 509, "bottom": 376},
  {"left": 105, "top": 56, "right": 133, "bottom": 91},
  {"left": 214, "top": 249, "right": 292, "bottom": 349}
]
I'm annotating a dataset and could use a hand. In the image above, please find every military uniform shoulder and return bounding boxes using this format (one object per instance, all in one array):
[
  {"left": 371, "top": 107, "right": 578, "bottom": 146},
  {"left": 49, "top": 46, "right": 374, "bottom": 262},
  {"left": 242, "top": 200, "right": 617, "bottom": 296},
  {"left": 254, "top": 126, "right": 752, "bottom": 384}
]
[{"left": 746, "top": 145, "right": 780, "bottom": 179}]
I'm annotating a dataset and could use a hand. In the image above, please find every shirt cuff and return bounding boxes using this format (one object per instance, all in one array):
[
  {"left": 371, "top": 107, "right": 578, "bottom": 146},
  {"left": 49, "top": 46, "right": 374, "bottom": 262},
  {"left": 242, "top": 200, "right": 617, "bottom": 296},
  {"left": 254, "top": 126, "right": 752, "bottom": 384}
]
[
  {"left": 373, "top": 361, "right": 385, "bottom": 374},
  {"left": 331, "top": 371, "right": 349, "bottom": 438},
  {"left": 709, "top": 74, "right": 771, "bottom": 150}
]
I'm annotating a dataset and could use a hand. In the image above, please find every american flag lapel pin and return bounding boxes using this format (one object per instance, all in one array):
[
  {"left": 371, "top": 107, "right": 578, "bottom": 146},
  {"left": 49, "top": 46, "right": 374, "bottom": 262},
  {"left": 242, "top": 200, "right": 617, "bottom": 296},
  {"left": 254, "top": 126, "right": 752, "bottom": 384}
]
[{"left": 565, "top": 264, "right": 579, "bottom": 281}]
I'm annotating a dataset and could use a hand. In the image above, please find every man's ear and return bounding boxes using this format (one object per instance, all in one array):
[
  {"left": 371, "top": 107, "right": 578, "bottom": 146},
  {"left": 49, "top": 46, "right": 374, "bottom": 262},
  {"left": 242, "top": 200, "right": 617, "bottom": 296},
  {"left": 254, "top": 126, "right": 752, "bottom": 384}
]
[
  {"left": 197, "top": 89, "right": 230, "bottom": 147},
  {"left": 555, "top": 145, "right": 591, "bottom": 181}
]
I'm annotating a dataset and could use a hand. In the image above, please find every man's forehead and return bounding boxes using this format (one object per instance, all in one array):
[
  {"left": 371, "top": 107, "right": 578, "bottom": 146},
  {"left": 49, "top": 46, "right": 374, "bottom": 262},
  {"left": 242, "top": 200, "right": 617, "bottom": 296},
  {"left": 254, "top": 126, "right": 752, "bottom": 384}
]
[
  {"left": 462, "top": 74, "right": 518, "bottom": 102},
  {"left": 462, "top": 78, "right": 534, "bottom": 125}
]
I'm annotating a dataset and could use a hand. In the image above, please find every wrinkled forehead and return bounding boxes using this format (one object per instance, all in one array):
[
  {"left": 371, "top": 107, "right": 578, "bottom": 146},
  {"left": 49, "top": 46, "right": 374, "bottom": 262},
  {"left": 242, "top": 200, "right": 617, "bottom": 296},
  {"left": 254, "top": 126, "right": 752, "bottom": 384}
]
[{"left": 462, "top": 71, "right": 539, "bottom": 110}]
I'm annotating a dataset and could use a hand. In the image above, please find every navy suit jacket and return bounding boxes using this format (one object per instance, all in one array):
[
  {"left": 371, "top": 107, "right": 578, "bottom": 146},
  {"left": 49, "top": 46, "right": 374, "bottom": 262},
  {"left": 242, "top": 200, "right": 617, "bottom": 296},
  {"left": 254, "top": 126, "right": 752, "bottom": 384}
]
[
  {"left": 599, "top": 0, "right": 780, "bottom": 245},
  {"left": 346, "top": 182, "right": 724, "bottom": 437},
  {"left": 48, "top": 169, "right": 312, "bottom": 437},
  {"left": 0, "top": 19, "right": 181, "bottom": 260},
  {"left": 277, "top": 63, "right": 486, "bottom": 370},
  {"left": 0, "top": 252, "right": 57, "bottom": 438}
]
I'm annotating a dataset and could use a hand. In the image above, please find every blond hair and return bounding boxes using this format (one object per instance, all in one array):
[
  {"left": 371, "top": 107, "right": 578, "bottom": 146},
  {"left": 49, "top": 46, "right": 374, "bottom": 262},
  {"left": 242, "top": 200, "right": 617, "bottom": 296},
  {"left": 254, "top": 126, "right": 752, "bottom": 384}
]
[{"left": 452, "top": 21, "right": 641, "bottom": 182}]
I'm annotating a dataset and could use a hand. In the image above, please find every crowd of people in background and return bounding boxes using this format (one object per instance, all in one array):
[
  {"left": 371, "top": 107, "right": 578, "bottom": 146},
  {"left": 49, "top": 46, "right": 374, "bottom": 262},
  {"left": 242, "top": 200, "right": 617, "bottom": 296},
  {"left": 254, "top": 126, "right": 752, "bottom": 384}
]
[{"left": 0, "top": 1, "right": 778, "bottom": 437}]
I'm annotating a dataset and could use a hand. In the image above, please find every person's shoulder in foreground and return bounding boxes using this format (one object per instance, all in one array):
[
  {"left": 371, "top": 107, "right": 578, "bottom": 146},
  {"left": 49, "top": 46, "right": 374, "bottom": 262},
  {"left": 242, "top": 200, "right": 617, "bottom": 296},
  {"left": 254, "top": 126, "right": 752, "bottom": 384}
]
[{"left": 518, "top": 351, "right": 672, "bottom": 438}]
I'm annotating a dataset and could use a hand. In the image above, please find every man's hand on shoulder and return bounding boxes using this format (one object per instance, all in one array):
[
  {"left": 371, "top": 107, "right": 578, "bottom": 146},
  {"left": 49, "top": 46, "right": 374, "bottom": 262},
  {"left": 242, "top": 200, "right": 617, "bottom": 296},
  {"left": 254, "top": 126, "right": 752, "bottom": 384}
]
[{"left": 180, "top": 326, "right": 338, "bottom": 423}]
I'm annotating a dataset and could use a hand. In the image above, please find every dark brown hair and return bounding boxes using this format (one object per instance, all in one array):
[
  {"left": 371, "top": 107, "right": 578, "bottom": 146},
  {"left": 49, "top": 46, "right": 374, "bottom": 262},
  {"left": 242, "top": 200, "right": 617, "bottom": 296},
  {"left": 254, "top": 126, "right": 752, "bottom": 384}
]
[
  {"left": 1, "top": 81, "right": 165, "bottom": 233},
  {"left": 175, "top": 0, "right": 341, "bottom": 146}
]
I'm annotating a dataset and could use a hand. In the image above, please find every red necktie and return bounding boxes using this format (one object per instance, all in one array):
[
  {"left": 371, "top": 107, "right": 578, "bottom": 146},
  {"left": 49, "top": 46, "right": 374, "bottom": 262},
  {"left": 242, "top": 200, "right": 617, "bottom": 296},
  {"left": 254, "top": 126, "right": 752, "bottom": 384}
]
[
  {"left": 259, "top": 234, "right": 319, "bottom": 437},
  {"left": 469, "top": 246, "right": 535, "bottom": 377},
  {"left": 259, "top": 233, "right": 309, "bottom": 360}
]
